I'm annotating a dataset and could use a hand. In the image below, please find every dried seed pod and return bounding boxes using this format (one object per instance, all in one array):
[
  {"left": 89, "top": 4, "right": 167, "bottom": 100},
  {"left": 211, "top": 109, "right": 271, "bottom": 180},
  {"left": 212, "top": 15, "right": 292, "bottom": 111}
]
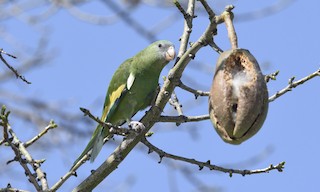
[{"left": 209, "top": 49, "right": 268, "bottom": 144}]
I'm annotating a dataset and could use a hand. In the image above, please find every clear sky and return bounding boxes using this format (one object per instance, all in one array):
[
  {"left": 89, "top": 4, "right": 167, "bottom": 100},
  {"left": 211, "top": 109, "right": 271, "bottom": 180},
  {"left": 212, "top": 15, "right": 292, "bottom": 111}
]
[{"left": 1, "top": 0, "right": 320, "bottom": 191}]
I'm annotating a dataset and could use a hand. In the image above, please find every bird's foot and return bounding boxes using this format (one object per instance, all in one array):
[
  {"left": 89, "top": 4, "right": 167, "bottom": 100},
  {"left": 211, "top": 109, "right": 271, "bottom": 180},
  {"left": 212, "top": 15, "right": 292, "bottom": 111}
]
[{"left": 129, "top": 121, "right": 145, "bottom": 133}]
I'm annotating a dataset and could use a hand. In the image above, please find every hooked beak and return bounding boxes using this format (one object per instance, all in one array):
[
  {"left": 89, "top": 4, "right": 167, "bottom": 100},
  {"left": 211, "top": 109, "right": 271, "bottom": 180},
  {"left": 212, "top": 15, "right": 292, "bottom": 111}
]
[{"left": 165, "top": 46, "right": 175, "bottom": 61}]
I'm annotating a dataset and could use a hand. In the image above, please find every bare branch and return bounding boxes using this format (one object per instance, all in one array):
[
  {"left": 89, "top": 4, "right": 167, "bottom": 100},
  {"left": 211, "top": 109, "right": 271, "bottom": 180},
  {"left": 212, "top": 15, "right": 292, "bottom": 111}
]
[
  {"left": 24, "top": 120, "right": 58, "bottom": 148},
  {"left": 173, "top": 0, "right": 189, "bottom": 21},
  {"left": 269, "top": 68, "right": 320, "bottom": 102},
  {"left": 79, "top": 107, "right": 133, "bottom": 136},
  {"left": 208, "top": 40, "right": 223, "bottom": 54},
  {"left": 176, "top": 0, "right": 196, "bottom": 60},
  {"left": 168, "top": 91, "right": 184, "bottom": 116},
  {"left": 50, "top": 169, "right": 78, "bottom": 192},
  {"left": 158, "top": 114, "right": 210, "bottom": 123},
  {"left": 141, "top": 138, "right": 285, "bottom": 176},
  {"left": 0, "top": 49, "right": 31, "bottom": 84},
  {"left": 265, "top": 70, "right": 280, "bottom": 82},
  {"left": 141, "top": 138, "right": 285, "bottom": 177},
  {"left": 177, "top": 80, "right": 209, "bottom": 99},
  {"left": 0, "top": 187, "right": 29, "bottom": 192},
  {"left": 1, "top": 106, "right": 48, "bottom": 191},
  {"left": 198, "top": 0, "right": 216, "bottom": 20}
]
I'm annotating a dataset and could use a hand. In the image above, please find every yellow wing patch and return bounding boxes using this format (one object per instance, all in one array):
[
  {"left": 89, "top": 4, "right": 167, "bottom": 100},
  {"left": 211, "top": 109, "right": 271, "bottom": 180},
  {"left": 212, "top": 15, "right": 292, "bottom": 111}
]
[{"left": 101, "top": 84, "right": 126, "bottom": 121}]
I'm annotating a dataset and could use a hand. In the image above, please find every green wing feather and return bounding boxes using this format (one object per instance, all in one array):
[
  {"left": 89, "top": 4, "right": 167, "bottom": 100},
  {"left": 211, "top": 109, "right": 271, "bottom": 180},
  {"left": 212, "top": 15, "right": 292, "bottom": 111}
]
[{"left": 72, "top": 59, "right": 132, "bottom": 168}]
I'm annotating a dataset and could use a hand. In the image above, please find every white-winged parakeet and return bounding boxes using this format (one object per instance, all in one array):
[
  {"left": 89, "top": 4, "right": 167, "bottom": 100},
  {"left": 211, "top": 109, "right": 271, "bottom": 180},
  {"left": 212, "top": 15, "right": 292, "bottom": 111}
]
[{"left": 72, "top": 40, "right": 175, "bottom": 167}]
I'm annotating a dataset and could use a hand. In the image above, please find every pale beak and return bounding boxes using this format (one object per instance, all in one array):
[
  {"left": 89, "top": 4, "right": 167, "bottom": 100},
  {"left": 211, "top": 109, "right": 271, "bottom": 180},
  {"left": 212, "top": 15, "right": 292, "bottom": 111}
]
[{"left": 165, "top": 46, "right": 175, "bottom": 61}]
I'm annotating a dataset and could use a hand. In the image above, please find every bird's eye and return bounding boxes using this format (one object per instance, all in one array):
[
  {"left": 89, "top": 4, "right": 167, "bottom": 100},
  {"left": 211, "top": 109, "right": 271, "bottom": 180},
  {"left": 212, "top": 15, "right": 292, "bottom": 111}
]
[{"left": 158, "top": 44, "right": 162, "bottom": 48}]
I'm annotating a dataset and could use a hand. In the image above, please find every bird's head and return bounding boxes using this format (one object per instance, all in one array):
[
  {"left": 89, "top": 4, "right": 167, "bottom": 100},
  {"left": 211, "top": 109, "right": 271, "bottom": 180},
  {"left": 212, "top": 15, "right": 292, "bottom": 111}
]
[{"left": 151, "top": 40, "right": 176, "bottom": 62}]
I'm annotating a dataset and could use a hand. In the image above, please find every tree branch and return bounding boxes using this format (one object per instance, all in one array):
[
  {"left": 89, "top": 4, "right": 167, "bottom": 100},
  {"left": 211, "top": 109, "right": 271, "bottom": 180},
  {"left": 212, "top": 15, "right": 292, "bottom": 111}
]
[
  {"left": 177, "top": 80, "right": 209, "bottom": 99},
  {"left": 79, "top": 107, "right": 135, "bottom": 136},
  {"left": 265, "top": 70, "right": 280, "bottom": 82},
  {"left": 176, "top": 0, "right": 196, "bottom": 61},
  {"left": 169, "top": 91, "right": 184, "bottom": 116},
  {"left": 269, "top": 68, "right": 320, "bottom": 102},
  {"left": 0, "top": 49, "right": 31, "bottom": 84},
  {"left": 158, "top": 114, "right": 210, "bottom": 123},
  {"left": 24, "top": 120, "right": 58, "bottom": 148},
  {"left": 0, "top": 186, "right": 29, "bottom": 192},
  {"left": 141, "top": 138, "right": 285, "bottom": 176},
  {"left": 1, "top": 106, "right": 48, "bottom": 191}
]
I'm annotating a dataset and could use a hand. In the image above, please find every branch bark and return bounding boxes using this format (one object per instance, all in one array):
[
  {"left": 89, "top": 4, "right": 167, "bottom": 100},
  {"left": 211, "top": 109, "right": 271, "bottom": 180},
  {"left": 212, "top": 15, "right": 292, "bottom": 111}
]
[
  {"left": 141, "top": 138, "right": 285, "bottom": 176},
  {"left": 269, "top": 68, "right": 320, "bottom": 102}
]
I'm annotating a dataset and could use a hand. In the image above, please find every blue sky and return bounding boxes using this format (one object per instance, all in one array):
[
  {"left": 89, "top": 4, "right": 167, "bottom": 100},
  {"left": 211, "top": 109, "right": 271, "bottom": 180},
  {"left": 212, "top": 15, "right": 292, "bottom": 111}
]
[{"left": 1, "top": 0, "right": 320, "bottom": 191}]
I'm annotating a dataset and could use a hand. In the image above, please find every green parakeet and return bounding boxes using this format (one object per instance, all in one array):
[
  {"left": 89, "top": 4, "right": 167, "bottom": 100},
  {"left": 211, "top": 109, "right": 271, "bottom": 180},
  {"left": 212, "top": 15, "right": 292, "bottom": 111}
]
[{"left": 72, "top": 40, "right": 175, "bottom": 167}]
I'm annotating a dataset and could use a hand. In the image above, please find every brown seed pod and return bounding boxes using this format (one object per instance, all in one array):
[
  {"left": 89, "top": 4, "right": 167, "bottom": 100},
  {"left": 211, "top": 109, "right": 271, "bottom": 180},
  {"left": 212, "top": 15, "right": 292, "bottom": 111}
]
[{"left": 209, "top": 49, "right": 268, "bottom": 144}]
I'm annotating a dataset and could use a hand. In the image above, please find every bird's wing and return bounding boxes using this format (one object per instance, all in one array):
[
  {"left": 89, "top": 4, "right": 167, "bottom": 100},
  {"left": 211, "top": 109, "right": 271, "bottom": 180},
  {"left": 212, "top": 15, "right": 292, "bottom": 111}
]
[{"left": 101, "top": 58, "right": 133, "bottom": 123}]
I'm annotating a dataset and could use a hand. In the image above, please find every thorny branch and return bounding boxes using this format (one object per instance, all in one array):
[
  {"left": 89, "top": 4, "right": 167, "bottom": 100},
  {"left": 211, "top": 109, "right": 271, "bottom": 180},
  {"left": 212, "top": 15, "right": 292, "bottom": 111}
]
[
  {"left": 169, "top": 91, "right": 184, "bottom": 116},
  {"left": 177, "top": 80, "right": 210, "bottom": 99},
  {"left": 269, "top": 68, "right": 320, "bottom": 102},
  {"left": 0, "top": 49, "right": 31, "bottom": 84},
  {"left": 158, "top": 114, "right": 210, "bottom": 123},
  {"left": 176, "top": 0, "right": 196, "bottom": 61},
  {"left": 0, "top": 106, "right": 48, "bottom": 191},
  {"left": 141, "top": 138, "right": 285, "bottom": 177}
]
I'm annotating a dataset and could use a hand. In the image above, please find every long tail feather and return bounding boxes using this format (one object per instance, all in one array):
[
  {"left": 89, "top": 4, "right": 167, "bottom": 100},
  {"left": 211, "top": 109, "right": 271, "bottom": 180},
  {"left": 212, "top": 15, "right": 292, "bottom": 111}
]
[
  {"left": 71, "top": 124, "right": 103, "bottom": 169},
  {"left": 90, "top": 126, "right": 104, "bottom": 163}
]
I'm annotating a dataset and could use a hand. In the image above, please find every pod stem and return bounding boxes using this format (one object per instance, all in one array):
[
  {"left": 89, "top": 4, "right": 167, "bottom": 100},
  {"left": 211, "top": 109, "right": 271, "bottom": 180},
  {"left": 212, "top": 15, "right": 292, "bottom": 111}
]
[{"left": 222, "top": 5, "right": 238, "bottom": 49}]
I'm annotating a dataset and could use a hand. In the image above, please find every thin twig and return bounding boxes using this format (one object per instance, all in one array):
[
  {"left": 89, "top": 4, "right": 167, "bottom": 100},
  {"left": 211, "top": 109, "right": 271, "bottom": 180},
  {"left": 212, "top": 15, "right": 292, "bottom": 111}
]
[
  {"left": 0, "top": 49, "right": 31, "bottom": 84},
  {"left": 265, "top": 70, "right": 280, "bottom": 82},
  {"left": 175, "top": 0, "right": 196, "bottom": 61},
  {"left": 141, "top": 138, "right": 285, "bottom": 177},
  {"left": 168, "top": 91, "right": 184, "bottom": 126},
  {"left": 198, "top": 0, "right": 216, "bottom": 20},
  {"left": 173, "top": 0, "right": 189, "bottom": 21},
  {"left": 50, "top": 169, "right": 78, "bottom": 192},
  {"left": 0, "top": 49, "right": 16, "bottom": 58},
  {"left": 79, "top": 107, "right": 133, "bottom": 136},
  {"left": 24, "top": 120, "right": 58, "bottom": 148},
  {"left": 269, "top": 68, "right": 320, "bottom": 102},
  {"left": 208, "top": 40, "right": 223, "bottom": 54},
  {"left": 158, "top": 114, "right": 210, "bottom": 123},
  {"left": 177, "top": 80, "right": 209, "bottom": 99},
  {"left": 169, "top": 91, "right": 183, "bottom": 116}
]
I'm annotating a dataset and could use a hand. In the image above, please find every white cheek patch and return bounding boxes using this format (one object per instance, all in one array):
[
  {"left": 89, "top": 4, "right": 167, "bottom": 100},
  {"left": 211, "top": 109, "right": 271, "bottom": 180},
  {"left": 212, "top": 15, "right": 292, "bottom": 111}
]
[{"left": 127, "top": 73, "right": 135, "bottom": 90}]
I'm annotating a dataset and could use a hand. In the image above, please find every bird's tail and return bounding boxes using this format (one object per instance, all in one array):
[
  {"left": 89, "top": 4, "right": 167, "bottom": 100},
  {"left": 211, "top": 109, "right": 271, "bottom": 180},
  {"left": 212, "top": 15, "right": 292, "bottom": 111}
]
[{"left": 71, "top": 124, "right": 105, "bottom": 169}]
